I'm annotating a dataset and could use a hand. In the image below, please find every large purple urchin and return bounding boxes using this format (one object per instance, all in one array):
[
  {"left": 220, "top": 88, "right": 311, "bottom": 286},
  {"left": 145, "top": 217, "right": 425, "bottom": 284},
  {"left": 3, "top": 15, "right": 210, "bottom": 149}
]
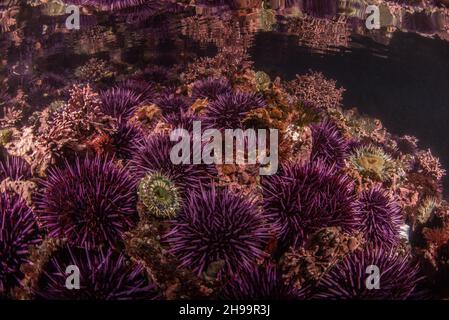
[
  {"left": 191, "top": 77, "right": 232, "bottom": 101},
  {"left": 0, "top": 193, "right": 41, "bottom": 296},
  {"left": 262, "top": 160, "right": 359, "bottom": 249},
  {"left": 0, "top": 154, "right": 32, "bottom": 181},
  {"left": 314, "top": 247, "right": 422, "bottom": 299},
  {"left": 356, "top": 186, "right": 403, "bottom": 248},
  {"left": 310, "top": 119, "right": 348, "bottom": 168},
  {"left": 35, "top": 156, "right": 138, "bottom": 249},
  {"left": 221, "top": 263, "right": 307, "bottom": 300},
  {"left": 202, "top": 91, "right": 266, "bottom": 130},
  {"left": 155, "top": 91, "right": 190, "bottom": 116},
  {"left": 100, "top": 87, "right": 145, "bottom": 122},
  {"left": 35, "top": 245, "right": 159, "bottom": 300},
  {"left": 164, "top": 187, "right": 271, "bottom": 275},
  {"left": 130, "top": 134, "right": 215, "bottom": 192}
]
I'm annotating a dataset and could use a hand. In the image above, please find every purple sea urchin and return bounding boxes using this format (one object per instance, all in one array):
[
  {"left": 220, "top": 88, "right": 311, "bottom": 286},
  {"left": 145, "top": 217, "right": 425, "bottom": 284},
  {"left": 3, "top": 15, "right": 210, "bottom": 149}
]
[
  {"left": 222, "top": 263, "right": 306, "bottom": 300},
  {"left": 35, "top": 245, "right": 159, "bottom": 300},
  {"left": 203, "top": 91, "right": 266, "bottom": 130},
  {"left": 138, "top": 172, "right": 181, "bottom": 219},
  {"left": 165, "top": 187, "right": 270, "bottom": 275},
  {"left": 0, "top": 193, "right": 41, "bottom": 296},
  {"left": 155, "top": 92, "right": 190, "bottom": 116},
  {"left": 0, "top": 154, "right": 31, "bottom": 181},
  {"left": 66, "top": 0, "right": 152, "bottom": 11},
  {"left": 314, "top": 247, "right": 421, "bottom": 299},
  {"left": 163, "top": 109, "right": 200, "bottom": 131},
  {"left": 310, "top": 119, "right": 348, "bottom": 168},
  {"left": 35, "top": 156, "right": 138, "bottom": 249},
  {"left": 191, "top": 77, "right": 232, "bottom": 101},
  {"left": 262, "top": 161, "right": 359, "bottom": 248},
  {"left": 130, "top": 134, "right": 215, "bottom": 192},
  {"left": 100, "top": 87, "right": 144, "bottom": 122},
  {"left": 0, "top": 128, "right": 12, "bottom": 145},
  {"left": 110, "top": 122, "right": 143, "bottom": 160},
  {"left": 356, "top": 186, "right": 403, "bottom": 248}
]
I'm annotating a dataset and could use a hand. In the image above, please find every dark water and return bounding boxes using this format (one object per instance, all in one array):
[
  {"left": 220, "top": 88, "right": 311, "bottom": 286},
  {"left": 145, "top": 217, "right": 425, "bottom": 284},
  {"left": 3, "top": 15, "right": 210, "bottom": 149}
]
[{"left": 251, "top": 31, "right": 449, "bottom": 193}]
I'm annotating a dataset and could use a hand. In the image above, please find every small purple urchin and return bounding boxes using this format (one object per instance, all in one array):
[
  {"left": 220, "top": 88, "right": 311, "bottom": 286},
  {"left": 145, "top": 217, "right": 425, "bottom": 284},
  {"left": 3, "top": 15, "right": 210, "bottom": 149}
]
[
  {"left": 262, "top": 160, "right": 359, "bottom": 248},
  {"left": 0, "top": 193, "right": 41, "bottom": 296},
  {"left": 163, "top": 109, "right": 200, "bottom": 132},
  {"left": 119, "top": 78, "right": 157, "bottom": 102},
  {"left": 155, "top": 91, "right": 190, "bottom": 116},
  {"left": 35, "top": 156, "right": 138, "bottom": 249},
  {"left": 356, "top": 186, "right": 403, "bottom": 248},
  {"left": 314, "top": 247, "right": 422, "bottom": 299},
  {"left": 222, "top": 263, "right": 307, "bottom": 300},
  {"left": 203, "top": 91, "right": 266, "bottom": 130},
  {"left": 35, "top": 245, "right": 159, "bottom": 300},
  {"left": 0, "top": 154, "right": 32, "bottom": 181},
  {"left": 164, "top": 187, "right": 270, "bottom": 275},
  {"left": 110, "top": 122, "right": 144, "bottom": 160},
  {"left": 310, "top": 119, "right": 348, "bottom": 168},
  {"left": 130, "top": 134, "right": 215, "bottom": 192},
  {"left": 100, "top": 87, "right": 145, "bottom": 122},
  {"left": 191, "top": 77, "right": 232, "bottom": 101}
]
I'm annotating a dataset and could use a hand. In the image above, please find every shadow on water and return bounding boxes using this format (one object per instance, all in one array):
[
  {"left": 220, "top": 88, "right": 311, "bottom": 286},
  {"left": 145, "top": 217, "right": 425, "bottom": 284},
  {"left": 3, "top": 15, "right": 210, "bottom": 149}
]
[{"left": 250, "top": 31, "right": 449, "bottom": 194}]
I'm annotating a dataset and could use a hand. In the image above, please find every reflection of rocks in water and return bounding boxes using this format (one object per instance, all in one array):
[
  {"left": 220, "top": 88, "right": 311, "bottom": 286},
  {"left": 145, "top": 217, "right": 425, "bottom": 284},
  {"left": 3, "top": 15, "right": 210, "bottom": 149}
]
[{"left": 303, "top": 0, "right": 338, "bottom": 19}]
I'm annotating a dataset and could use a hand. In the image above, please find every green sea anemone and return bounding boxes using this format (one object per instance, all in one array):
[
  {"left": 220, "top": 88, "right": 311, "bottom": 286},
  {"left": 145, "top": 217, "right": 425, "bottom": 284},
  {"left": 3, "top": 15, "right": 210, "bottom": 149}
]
[
  {"left": 348, "top": 145, "right": 396, "bottom": 182},
  {"left": 417, "top": 197, "right": 439, "bottom": 224},
  {"left": 255, "top": 71, "right": 271, "bottom": 92},
  {"left": 138, "top": 172, "right": 181, "bottom": 219}
]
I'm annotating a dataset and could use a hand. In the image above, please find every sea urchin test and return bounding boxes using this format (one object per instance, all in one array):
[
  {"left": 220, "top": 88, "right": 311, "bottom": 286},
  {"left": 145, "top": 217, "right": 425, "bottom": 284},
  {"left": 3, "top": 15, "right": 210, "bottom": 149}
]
[{"left": 169, "top": 121, "right": 279, "bottom": 175}]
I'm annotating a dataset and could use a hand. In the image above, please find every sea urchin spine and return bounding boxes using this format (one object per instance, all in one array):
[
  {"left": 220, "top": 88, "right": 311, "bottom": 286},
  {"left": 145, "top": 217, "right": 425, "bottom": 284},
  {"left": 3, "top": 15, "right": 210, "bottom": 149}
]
[{"left": 138, "top": 172, "right": 181, "bottom": 219}]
